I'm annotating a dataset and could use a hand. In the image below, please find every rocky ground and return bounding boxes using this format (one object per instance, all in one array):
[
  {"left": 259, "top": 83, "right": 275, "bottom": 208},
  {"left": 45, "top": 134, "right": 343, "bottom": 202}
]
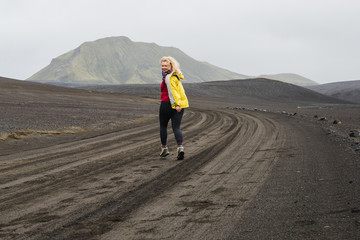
[{"left": 0, "top": 77, "right": 359, "bottom": 239}]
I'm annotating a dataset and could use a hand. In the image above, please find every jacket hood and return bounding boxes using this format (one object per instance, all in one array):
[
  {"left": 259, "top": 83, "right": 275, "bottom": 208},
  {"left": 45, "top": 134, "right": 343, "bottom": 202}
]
[{"left": 173, "top": 72, "right": 184, "bottom": 80}]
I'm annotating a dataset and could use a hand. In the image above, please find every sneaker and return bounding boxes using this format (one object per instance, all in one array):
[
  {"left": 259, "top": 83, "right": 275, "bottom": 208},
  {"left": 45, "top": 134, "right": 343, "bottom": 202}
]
[
  {"left": 160, "top": 147, "right": 169, "bottom": 157},
  {"left": 177, "top": 146, "right": 184, "bottom": 160}
]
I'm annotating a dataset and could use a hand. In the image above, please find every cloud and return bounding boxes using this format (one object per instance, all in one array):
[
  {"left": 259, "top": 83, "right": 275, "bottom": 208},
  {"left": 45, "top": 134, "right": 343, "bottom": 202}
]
[{"left": 1, "top": 0, "right": 360, "bottom": 83}]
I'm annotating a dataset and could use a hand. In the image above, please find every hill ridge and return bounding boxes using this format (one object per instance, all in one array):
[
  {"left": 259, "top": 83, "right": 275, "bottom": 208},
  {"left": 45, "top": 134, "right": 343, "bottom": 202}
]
[
  {"left": 307, "top": 80, "right": 360, "bottom": 103},
  {"left": 258, "top": 73, "right": 317, "bottom": 86}
]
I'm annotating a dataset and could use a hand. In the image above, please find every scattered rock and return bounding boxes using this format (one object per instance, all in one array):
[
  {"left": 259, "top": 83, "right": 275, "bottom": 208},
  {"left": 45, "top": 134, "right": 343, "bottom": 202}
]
[
  {"left": 230, "top": 107, "right": 269, "bottom": 113},
  {"left": 319, "top": 117, "right": 327, "bottom": 121},
  {"left": 281, "top": 111, "right": 297, "bottom": 116},
  {"left": 327, "top": 129, "right": 335, "bottom": 135},
  {"left": 352, "top": 208, "right": 360, "bottom": 213},
  {"left": 314, "top": 115, "right": 318, "bottom": 118},
  {"left": 349, "top": 130, "right": 360, "bottom": 137},
  {"left": 333, "top": 120, "right": 342, "bottom": 125}
]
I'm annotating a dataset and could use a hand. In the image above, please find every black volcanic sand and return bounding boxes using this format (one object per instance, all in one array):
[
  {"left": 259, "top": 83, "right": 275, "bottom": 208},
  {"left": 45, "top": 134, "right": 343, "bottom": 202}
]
[
  {"left": 0, "top": 77, "right": 359, "bottom": 239},
  {"left": 0, "top": 77, "right": 158, "bottom": 153}
]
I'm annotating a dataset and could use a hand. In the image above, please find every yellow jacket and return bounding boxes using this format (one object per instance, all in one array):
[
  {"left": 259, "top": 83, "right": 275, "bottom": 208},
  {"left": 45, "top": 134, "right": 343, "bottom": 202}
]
[{"left": 165, "top": 72, "right": 189, "bottom": 109}]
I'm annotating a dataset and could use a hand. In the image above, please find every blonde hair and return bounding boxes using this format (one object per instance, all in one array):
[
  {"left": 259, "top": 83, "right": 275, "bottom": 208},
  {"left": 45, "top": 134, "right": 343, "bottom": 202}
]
[{"left": 160, "top": 56, "right": 182, "bottom": 75}]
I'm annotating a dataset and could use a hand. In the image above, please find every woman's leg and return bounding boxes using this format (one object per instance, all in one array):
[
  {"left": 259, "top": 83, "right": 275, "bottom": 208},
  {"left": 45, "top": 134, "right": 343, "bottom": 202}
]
[
  {"left": 159, "top": 101, "right": 172, "bottom": 146},
  {"left": 171, "top": 109, "right": 184, "bottom": 145}
]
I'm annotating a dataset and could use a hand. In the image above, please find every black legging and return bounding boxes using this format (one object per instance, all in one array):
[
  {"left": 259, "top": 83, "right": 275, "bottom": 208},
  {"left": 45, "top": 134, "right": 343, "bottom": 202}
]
[{"left": 159, "top": 101, "right": 184, "bottom": 146}]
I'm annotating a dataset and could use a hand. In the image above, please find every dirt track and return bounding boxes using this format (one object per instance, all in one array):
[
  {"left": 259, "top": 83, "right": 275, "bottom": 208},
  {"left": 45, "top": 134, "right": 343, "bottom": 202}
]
[
  {"left": 1, "top": 77, "right": 360, "bottom": 239},
  {"left": 1, "top": 105, "right": 359, "bottom": 239},
  {"left": 0, "top": 106, "right": 282, "bottom": 239}
]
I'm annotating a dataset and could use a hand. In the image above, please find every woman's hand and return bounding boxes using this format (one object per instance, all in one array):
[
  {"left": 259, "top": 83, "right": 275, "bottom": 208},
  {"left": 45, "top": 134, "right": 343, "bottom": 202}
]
[{"left": 175, "top": 105, "right": 182, "bottom": 112}]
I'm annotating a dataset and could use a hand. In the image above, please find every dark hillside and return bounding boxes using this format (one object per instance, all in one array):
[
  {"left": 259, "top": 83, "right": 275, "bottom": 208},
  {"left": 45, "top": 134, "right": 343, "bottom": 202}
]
[
  {"left": 85, "top": 78, "right": 349, "bottom": 108},
  {"left": 0, "top": 76, "right": 155, "bottom": 134},
  {"left": 307, "top": 80, "right": 360, "bottom": 104},
  {"left": 1, "top": 76, "right": 87, "bottom": 94}
]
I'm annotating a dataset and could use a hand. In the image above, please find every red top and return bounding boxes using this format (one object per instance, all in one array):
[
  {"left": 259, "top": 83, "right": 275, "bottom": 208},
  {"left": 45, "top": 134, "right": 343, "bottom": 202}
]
[{"left": 161, "top": 80, "right": 170, "bottom": 102}]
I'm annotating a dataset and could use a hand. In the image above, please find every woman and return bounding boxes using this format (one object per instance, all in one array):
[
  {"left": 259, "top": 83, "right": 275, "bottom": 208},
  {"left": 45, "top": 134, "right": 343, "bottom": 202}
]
[{"left": 159, "top": 56, "right": 189, "bottom": 160}]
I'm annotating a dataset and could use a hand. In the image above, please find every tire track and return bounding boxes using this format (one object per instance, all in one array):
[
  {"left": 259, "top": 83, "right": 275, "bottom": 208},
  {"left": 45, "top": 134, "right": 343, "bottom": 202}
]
[
  {"left": 0, "top": 109, "right": 201, "bottom": 173},
  {"left": 0, "top": 109, "right": 222, "bottom": 239},
  {"left": 0, "top": 110, "right": 205, "bottom": 185},
  {"left": 0, "top": 109, "right": 285, "bottom": 240},
  {"left": 0, "top": 110, "right": 209, "bottom": 203},
  {"left": 101, "top": 110, "right": 286, "bottom": 240},
  {"left": 37, "top": 110, "right": 243, "bottom": 240}
]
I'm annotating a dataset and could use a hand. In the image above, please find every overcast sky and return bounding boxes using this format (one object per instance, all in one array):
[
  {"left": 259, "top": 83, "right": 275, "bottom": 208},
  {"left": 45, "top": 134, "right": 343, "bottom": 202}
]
[{"left": 1, "top": 0, "right": 360, "bottom": 84}]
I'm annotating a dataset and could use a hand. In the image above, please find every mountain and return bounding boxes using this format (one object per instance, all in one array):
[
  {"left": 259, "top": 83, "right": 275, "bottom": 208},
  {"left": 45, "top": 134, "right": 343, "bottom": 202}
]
[
  {"left": 258, "top": 73, "right": 317, "bottom": 86},
  {"left": 27, "top": 36, "right": 248, "bottom": 85},
  {"left": 306, "top": 80, "right": 360, "bottom": 104}
]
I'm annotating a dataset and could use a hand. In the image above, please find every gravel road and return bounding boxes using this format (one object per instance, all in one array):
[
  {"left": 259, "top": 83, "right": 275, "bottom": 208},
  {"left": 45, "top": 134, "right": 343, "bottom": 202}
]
[{"left": 0, "top": 77, "right": 359, "bottom": 239}]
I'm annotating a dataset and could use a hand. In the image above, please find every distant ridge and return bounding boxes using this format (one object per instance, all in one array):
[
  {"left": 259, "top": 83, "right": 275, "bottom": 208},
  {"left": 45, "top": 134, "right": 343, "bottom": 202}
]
[
  {"left": 27, "top": 36, "right": 248, "bottom": 85},
  {"left": 85, "top": 78, "right": 347, "bottom": 107},
  {"left": 258, "top": 73, "right": 317, "bottom": 86},
  {"left": 307, "top": 80, "right": 360, "bottom": 104}
]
